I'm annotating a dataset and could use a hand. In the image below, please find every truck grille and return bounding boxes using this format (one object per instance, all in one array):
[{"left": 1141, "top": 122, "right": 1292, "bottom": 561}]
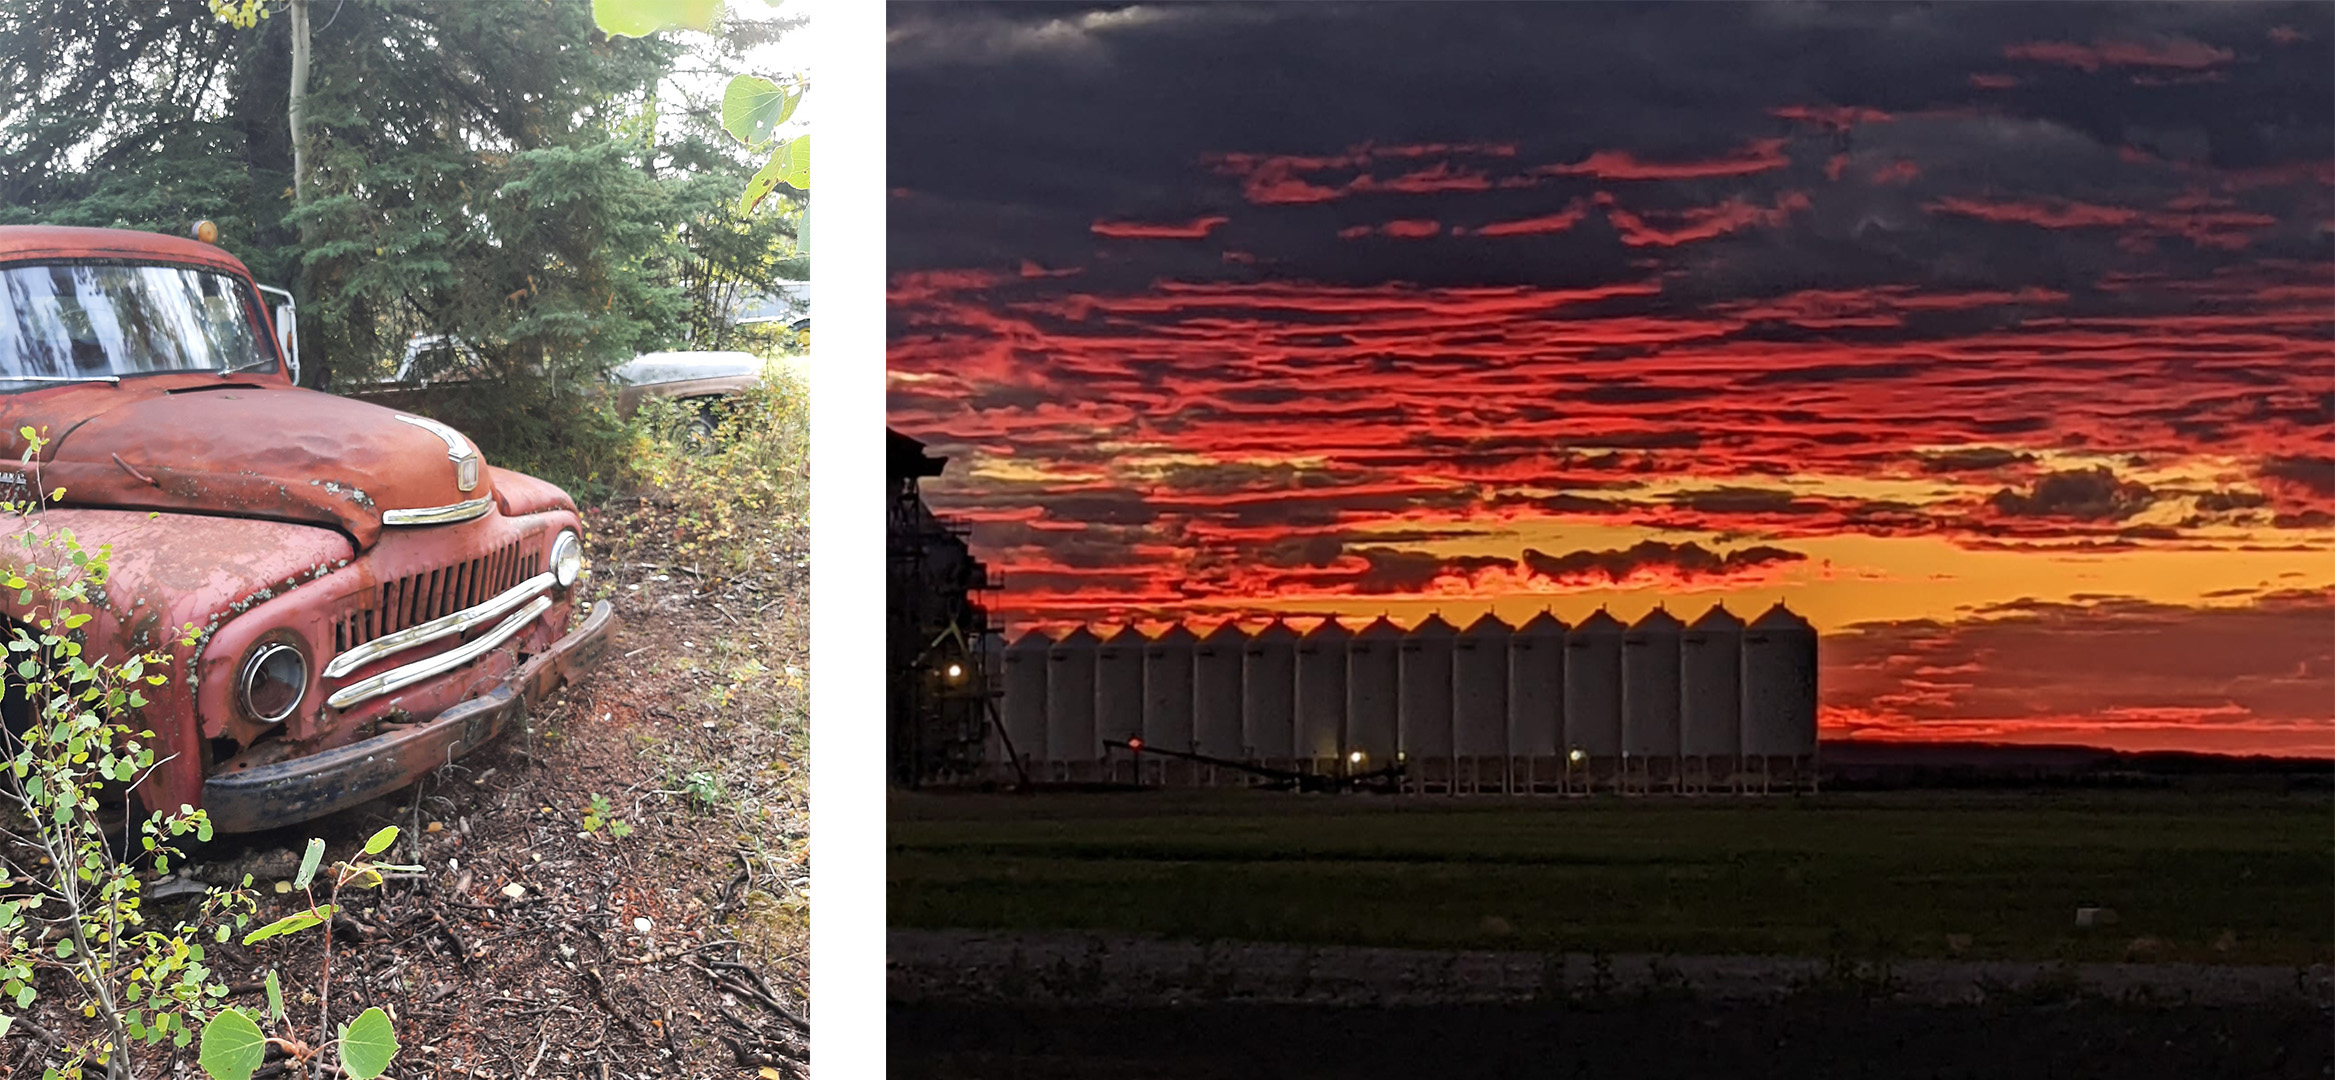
[{"left": 332, "top": 538, "right": 543, "bottom": 653}]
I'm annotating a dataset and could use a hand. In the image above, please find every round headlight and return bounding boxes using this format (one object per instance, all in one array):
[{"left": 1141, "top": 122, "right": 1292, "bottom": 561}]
[
  {"left": 240, "top": 642, "right": 307, "bottom": 724},
  {"left": 551, "top": 529, "right": 583, "bottom": 588}
]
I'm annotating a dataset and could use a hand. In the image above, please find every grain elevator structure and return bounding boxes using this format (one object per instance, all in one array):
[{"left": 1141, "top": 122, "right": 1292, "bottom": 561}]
[{"left": 983, "top": 604, "right": 1819, "bottom": 795}]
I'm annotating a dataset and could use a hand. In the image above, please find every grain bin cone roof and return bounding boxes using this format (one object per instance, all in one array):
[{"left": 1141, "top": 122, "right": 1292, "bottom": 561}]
[
  {"left": 1200, "top": 620, "right": 1249, "bottom": 644},
  {"left": 1574, "top": 608, "right": 1627, "bottom": 635},
  {"left": 1355, "top": 615, "right": 1405, "bottom": 639},
  {"left": 1055, "top": 624, "right": 1101, "bottom": 647},
  {"left": 1460, "top": 612, "right": 1513, "bottom": 636},
  {"left": 1750, "top": 602, "right": 1813, "bottom": 630},
  {"left": 1410, "top": 612, "right": 1459, "bottom": 637},
  {"left": 1303, "top": 616, "right": 1354, "bottom": 641},
  {"left": 1102, "top": 624, "right": 1148, "bottom": 645},
  {"left": 1689, "top": 603, "right": 1745, "bottom": 630},
  {"left": 1150, "top": 623, "right": 1199, "bottom": 645},
  {"left": 1516, "top": 610, "right": 1570, "bottom": 634},
  {"left": 1007, "top": 629, "right": 1054, "bottom": 653},
  {"left": 1252, "top": 617, "right": 1299, "bottom": 642},
  {"left": 1629, "top": 606, "right": 1685, "bottom": 633}
]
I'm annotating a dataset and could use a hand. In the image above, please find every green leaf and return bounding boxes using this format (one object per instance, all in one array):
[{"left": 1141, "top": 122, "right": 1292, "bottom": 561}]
[
  {"left": 241, "top": 905, "right": 333, "bottom": 946},
  {"left": 54, "top": 937, "right": 72, "bottom": 958},
  {"left": 591, "top": 0, "right": 720, "bottom": 37},
  {"left": 197, "top": 1008, "right": 266, "bottom": 1080},
  {"left": 361, "top": 825, "right": 399, "bottom": 856},
  {"left": 264, "top": 970, "right": 283, "bottom": 1024},
  {"left": 340, "top": 1007, "right": 399, "bottom": 1080},
  {"left": 293, "top": 837, "right": 324, "bottom": 890},
  {"left": 721, "top": 76, "right": 797, "bottom": 148},
  {"left": 740, "top": 136, "right": 809, "bottom": 214}
]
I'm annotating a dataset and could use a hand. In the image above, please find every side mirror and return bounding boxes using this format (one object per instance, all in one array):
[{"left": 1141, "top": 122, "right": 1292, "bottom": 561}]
[{"left": 273, "top": 303, "right": 300, "bottom": 384}]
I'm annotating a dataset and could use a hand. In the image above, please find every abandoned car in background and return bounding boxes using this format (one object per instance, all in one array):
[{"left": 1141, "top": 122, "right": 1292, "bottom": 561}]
[{"left": 0, "top": 224, "right": 615, "bottom": 832}]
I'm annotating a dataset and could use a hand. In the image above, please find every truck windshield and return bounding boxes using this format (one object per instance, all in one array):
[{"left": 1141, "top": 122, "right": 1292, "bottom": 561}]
[{"left": 0, "top": 263, "right": 276, "bottom": 388}]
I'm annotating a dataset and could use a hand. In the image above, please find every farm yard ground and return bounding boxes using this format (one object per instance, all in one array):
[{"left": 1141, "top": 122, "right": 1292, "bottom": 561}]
[
  {"left": 887, "top": 997, "right": 2335, "bottom": 1080},
  {"left": 4, "top": 393, "right": 811, "bottom": 1079},
  {"left": 890, "top": 789, "right": 2332, "bottom": 1078},
  {"left": 889, "top": 788, "right": 2334, "bottom": 967}
]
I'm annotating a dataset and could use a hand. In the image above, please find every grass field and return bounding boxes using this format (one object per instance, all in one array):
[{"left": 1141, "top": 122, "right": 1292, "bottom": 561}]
[{"left": 890, "top": 789, "right": 2334, "bottom": 966}]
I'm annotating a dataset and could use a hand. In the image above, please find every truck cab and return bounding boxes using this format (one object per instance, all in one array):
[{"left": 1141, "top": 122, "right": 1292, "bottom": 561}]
[{"left": 0, "top": 224, "right": 615, "bottom": 832}]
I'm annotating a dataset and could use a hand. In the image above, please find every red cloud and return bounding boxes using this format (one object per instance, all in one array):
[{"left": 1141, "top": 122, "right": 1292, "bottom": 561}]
[
  {"left": 2002, "top": 36, "right": 2234, "bottom": 73},
  {"left": 1969, "top": 73, "right": 2021, "bottom": 89},
  {"left": 1091, "top": 214, "right": 1232, "bottom": 239},
  {"left": 1769, "top": 105, "right": 1892, "bottom": 132},
  {"left": 1539, "top": 137, "right": 1791, "bottom": 181},
  {"left": 1600, "top": 190, "right": 1811, "bottom": 246},
  {"left": 1474, "top": 200, "right": 1594, "bottom": 238}
]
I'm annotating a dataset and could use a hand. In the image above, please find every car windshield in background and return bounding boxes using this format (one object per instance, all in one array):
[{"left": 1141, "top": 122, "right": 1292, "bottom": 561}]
[{"left": 0, "top": 263, "right": 274, "bottom": 387}]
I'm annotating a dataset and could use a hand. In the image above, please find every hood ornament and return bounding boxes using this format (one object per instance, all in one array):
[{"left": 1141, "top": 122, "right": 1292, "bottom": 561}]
[{"left": 394, "top": 413, "right": 481, "bottom": 492}]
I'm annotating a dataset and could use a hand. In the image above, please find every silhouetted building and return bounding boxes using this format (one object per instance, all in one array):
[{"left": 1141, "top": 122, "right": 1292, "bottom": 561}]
[{"left": 887, "top": 429, "right": 1001, "bottom": 786}]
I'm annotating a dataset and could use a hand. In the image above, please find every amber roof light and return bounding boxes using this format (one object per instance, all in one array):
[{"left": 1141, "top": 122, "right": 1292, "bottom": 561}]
[{"left": 191, "top": 220, "right": 219, "bottom": 244}]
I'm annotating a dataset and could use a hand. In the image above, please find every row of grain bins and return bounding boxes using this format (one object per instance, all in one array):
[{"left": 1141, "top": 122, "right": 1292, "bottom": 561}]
[{"left": 996, "top": 604, "right": 1819, "bottom": 794}]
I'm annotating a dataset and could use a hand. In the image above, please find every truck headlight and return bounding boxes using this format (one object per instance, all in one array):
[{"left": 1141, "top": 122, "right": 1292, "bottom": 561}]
[
  {"left": 240, "top": 642, "right": 307, "bottom": 724},
  {"left": 550, "top": 530, "right": 583, "bottom": 588}
]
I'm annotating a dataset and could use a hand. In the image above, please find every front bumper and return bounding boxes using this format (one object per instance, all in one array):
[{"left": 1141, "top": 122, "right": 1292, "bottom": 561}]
[{"left": 201, "top": 600, "right": 616, "bottom": 834}]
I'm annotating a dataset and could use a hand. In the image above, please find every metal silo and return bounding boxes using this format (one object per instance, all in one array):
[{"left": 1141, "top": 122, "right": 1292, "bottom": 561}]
[
  {"left": 1623, "top": 607, "right": 1684, "bottom": 793},
  {"left": 1142, "top": 623, "right": 1197, "bottom": 785},
  {"left": 1507, "top": 611, "right": 1567, "bottom": 793},
  {"left": 1001, "top": 630, "right": 1051, "bottom": 780},
  {"left": 1564, "top": 608, "right": 1625, "bottom": 791},
  {"left": 1045, "top": 625, "right": 1101, "bottom": 780},
  {"left": 1295, "top": 618, "right": 1352, "bottom": 774},
  {"left": 1095, "top": 625, "right": 1147, "bottom": 782},
  {"left": 1399, "top": 614, "right": 1458, "bottom": 793},
  {"left": 1453, "top": 613, "right": 1512, "bottom": 793},
  {"left": 1742, "top": 602, "right": 1819, "bottom": 792},
  {"left": 1192, "top": 621, "right": 1248, "bottom": 778},
  {"left": 1244, "top": 619, "right": 1299, "bottom": 767},
  {"left": 1680, "top": 604, "right": 1744, "bottom": 793},
  {"left": 1346, "top": 616, "right": 1403, "bottom": 772}
]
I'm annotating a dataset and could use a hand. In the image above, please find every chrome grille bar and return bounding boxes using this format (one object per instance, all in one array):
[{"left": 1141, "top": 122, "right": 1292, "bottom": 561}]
[
  {"left": 322, "top": 571, "right": 556, "bottom": 679},
  {"left": 326, "top": 595, "right": 553, "bottom": 710}
]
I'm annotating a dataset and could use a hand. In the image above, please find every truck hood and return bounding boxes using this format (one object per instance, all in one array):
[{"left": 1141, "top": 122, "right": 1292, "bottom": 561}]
[{"left": 3, "top": 383, "right": 490, "bottom": 549}]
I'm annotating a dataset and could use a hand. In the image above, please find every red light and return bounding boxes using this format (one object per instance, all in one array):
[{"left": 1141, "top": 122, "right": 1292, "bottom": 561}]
[{"left": 1127, "top": 737, "right": 1144, "bottom": 752}]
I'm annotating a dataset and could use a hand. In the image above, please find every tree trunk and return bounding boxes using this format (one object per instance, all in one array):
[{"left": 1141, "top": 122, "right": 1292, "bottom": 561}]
[{"left": 289, "top": 0, "right": 309, "bottom": 204}]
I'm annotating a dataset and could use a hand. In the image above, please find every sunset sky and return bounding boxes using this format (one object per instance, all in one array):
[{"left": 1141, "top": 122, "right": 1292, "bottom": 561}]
[{"left": 885, "top": 2, "right": 2335, "bottom": 756}]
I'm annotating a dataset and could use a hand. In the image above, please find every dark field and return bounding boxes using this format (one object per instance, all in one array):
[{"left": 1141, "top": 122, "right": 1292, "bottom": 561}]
[
  {"left": 890, "top": 789, "right": 2335, "bottom": 966},
  {"left": 889, "top": 998, "right": 2335, "bottom": 1080}
]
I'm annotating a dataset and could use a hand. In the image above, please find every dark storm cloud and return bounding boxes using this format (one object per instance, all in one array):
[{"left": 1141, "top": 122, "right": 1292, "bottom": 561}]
[
  {"left": 1986, "top": 466, "right": 2157, "bottom": 521},
  {"left": 891, "top": 2, "right": 2333, "bottom": 299}
]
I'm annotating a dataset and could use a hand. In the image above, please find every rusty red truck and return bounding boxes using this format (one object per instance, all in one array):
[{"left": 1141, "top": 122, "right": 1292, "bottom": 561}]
[{"left": 0, "top": 224, "right": 615, "bottom": 832}]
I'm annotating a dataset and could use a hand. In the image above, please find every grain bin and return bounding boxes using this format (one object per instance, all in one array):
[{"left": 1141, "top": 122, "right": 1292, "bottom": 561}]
[
  {"left": 1001, "top": 630, "right": 1052, "bottom": 778},
  {"left": 1680, "top": 604, "right": 1744, "bottom": 792},
  {"left": 1742, "top": 602, "right": 1819, "bottom": 790},
  {"left": 1141, "top": 623, "right": 1199, "bottom": 786},
  {"left": 1346, "top": 616, "right": 1403, "bottom": 771},
  {"left": 1564, "top": 608, "right": 1625, "bottom": 788},
  {"left": 1244, "top": 618, "right": 1300, "bottom": 766},
  {"left": 1095, "top": 625, "right": 1147, "bottom": 781},
  {"left": 1295, "top": 618, "right": 1352, "bottom": 772},
  {"left": 1399, "top": 613, "right": 1458, "bottom": 792},
  {"left": 1507, "top": 611, "right": 1567, "bottom": 792},
  {"left": 1045, "top": 625, "right": 1101, "bottom": 779},
  {"left": 1453, "top": 613, "right": 1512, "bottom": 793},
  {"left": 1623, "top": 607, "right": 1684, "bottom": 791},
  {"left": 1192, "top": 621, "right": 1249, "bottom": 774}
]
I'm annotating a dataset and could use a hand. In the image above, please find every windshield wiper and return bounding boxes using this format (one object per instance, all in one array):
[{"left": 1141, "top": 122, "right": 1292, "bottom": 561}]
[{"left": 0, "top": 374, "right": 121, "bottom": 385}]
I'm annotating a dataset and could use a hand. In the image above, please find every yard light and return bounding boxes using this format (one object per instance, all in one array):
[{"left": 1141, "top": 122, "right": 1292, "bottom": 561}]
[
  {"left": 1348, "top": 750, "right": 1364, "bottom": 764},
  {"left": 944, "top": 662, "right": 964, "bottom": 680},
  {"left": 1568, "top": 748, "right": 1585, "bottom": 763}
]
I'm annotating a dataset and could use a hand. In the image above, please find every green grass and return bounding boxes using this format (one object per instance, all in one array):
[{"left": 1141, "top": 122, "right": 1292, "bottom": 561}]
[{"left": 889, "top": 789, "right": 2335, "bottom": 966}]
